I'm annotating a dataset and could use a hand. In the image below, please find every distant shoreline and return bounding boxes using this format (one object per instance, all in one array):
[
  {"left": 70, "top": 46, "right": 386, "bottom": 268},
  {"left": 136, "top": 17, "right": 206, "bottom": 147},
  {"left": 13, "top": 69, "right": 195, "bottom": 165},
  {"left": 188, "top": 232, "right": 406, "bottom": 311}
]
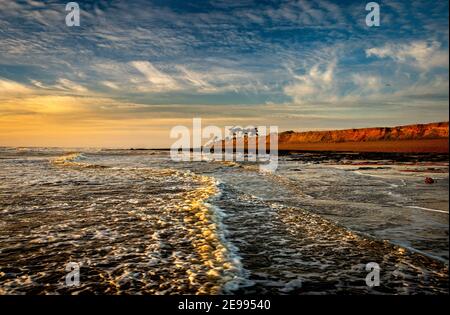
[
  {"left": 127, "top": 138, "right": 449, "bottom": 154},
  {"left": 3, "top": 122, "right": 448, "bottom": 153}
]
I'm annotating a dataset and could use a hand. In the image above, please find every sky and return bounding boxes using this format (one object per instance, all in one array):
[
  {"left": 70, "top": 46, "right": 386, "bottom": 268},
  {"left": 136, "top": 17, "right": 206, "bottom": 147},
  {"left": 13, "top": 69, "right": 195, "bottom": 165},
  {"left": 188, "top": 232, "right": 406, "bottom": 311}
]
[{"left": 0, "top": 0, "right": 448, "bottom": 148}]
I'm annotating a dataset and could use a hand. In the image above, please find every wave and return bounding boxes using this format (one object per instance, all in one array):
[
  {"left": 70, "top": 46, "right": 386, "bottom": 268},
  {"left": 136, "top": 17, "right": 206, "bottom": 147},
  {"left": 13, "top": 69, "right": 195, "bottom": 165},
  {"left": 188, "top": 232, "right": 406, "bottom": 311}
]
[
  {"left": 45, "top": 153, "right": 243, "bottom": 294},
  {"left": 212, "top": 183, "right": 448, "bottom": 293},
  {"left": 169, "top": 172, "right": 243, "bottom": 294},
  {"left": 207, "top": 182, "right": 250, "bottom": 293},
  {"left": 405, "top": 205, "right": 449, "bottom": 215},
  {"left": 50, "top": 153, "right": 108, "bottom": 169},
  {"left": 51, "top": 152, "right": 86, "bottom": 165}
]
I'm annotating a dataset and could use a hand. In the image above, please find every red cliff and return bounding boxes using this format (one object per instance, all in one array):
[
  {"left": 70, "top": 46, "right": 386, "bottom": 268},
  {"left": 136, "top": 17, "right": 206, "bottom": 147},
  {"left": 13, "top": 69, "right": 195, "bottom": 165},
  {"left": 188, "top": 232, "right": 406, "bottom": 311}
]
[
  {"left": 220, "top": 122, "right": 449, "bottom": 153},
  {"left": 278, "top": 122, "right": 448, "bottom": 143}
]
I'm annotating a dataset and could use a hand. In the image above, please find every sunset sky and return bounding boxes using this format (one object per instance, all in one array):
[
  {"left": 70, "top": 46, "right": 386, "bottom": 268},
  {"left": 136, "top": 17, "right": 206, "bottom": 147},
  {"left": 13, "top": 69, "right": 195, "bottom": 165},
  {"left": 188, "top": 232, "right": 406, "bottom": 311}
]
[{"left": 0, "top": 0, "right": 448, "bottom": 148}]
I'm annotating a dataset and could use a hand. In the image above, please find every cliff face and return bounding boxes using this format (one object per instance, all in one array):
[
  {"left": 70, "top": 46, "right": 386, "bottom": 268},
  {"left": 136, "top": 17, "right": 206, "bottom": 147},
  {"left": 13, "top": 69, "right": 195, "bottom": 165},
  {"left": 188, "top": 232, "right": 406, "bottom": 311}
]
[
  {"left": 277, "top": 122, "right": 449, "bottom": 144},
  {"left": 218, "top": 122, "right": 449, "bottom": 153}
]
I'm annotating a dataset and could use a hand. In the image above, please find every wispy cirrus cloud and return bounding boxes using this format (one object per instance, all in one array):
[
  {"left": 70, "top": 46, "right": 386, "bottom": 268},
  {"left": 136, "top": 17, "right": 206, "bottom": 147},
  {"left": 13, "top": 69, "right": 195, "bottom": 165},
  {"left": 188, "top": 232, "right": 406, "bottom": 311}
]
[
  {"left": 130, "top": 61, "right": 181, "bottom": 92},
  {"left": 101, "top": 81, "right": 120, "bottom": 90},
  {"left": 0, "top": 78, "right": 32, "bottom": 95},
  {"left": 54, "top": 78, "right": 89, "bottom": 93},
  {"left": 284, "top": 60, "right": 336, "bottom": 105},
  {"left": 366, "top": 41, "right": 449, "bottom": 70}
]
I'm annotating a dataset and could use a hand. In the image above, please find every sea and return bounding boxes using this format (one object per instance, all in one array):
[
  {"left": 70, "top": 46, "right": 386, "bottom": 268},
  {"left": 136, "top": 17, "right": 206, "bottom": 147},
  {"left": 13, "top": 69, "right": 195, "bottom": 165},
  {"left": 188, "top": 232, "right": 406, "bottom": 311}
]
[{"left": 0, "top": 147, "right": 448, "bottom": 294}]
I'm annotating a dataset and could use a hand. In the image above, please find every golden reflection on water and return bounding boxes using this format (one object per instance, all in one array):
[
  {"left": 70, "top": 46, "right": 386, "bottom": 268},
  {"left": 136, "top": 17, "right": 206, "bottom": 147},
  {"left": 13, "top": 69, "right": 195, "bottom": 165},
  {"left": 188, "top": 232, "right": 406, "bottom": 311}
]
[{"left": 176, "top": 174, "right": 236, "bottom": 294}]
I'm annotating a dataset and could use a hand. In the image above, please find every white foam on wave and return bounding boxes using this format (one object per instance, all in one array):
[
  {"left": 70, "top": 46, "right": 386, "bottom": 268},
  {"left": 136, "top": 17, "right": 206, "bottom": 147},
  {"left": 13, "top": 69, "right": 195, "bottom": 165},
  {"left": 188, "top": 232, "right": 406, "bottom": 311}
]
[
  {"left": 51, "top": 152, "right": 86, "bottom": 165},
  {"left": 405, "top": 205, "right": 449, "bottom": 214},
  {"left": 206, "top": 181, "right": 253, "bottom": 293}
]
